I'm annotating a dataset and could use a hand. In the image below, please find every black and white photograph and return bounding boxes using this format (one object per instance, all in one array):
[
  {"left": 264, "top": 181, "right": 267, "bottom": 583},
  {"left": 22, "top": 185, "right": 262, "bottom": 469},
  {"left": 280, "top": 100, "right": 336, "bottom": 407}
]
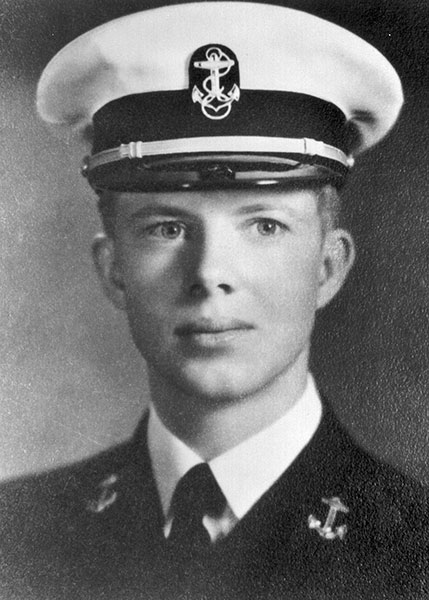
[{"left": 0, "top": 1, "right": 428, "bottom": 598}]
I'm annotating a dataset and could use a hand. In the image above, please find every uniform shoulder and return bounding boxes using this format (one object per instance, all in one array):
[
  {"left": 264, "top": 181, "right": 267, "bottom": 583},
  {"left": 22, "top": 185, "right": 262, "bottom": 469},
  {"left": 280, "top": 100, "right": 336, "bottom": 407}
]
[
  {"left": 320, "top": 402, "right": 428, "bottom": 510},
  {"left": 337, "top": 425, "right": 428, "bottom": 553},
  {"left": 344, "top": 429, "right": 427, "bottom": 508},
  {"left": 0, "top": 438, "right": 133, "bottom": 533}
]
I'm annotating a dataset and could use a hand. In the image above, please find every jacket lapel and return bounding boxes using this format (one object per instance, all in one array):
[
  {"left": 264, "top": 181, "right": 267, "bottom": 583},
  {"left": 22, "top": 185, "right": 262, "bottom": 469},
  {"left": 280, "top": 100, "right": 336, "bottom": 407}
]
[
  {"left": 70, "top": 414, "right": 167, "bottom": 597},
  {"left": 197, "top": 405, "right": 369, "bottom": 598}
]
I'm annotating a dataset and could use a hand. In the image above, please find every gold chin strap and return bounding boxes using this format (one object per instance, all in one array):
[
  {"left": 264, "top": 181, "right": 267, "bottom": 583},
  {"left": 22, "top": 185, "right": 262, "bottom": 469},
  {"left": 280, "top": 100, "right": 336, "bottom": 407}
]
[{"left": 82, "top": 136, "right": 353, "bottom": 176}]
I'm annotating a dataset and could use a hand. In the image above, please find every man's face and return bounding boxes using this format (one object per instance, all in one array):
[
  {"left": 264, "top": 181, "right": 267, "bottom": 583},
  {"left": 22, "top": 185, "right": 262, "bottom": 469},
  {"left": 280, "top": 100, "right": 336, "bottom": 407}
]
[{"left": 98, "top": 188, "right": 342, "bottom": 402}]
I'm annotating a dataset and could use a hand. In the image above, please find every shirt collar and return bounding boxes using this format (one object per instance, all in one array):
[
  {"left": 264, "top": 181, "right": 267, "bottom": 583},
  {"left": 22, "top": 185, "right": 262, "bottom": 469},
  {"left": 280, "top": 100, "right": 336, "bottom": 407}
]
[{"left": 148, "top": 374, "right": 322, "bottom": 521}]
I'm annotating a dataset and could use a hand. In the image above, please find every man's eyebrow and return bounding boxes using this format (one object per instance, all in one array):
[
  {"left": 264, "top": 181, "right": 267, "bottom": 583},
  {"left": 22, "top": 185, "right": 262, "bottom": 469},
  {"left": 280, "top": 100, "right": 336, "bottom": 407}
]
[
  {"left": 127, "top": 204, "right": 195, "bottom": 219},
  {"left": 125, "top": 200, "right": 305, "bottom": 221},
  {"left": 235, "top": 203, "right": 304, "bottom": 220},
  {"left": 236, "top": 203, "right": 283, "bottom": 214}
]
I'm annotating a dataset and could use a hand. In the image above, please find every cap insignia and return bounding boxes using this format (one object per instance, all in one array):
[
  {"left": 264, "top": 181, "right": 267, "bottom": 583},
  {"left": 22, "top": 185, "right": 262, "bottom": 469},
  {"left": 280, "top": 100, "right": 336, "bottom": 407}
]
[{"left": 190, "top": 44, "right": 240, "bottom": 120}]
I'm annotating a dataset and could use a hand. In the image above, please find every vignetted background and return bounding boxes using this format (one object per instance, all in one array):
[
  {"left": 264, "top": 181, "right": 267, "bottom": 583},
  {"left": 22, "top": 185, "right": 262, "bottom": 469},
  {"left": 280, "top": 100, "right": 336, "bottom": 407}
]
[{"left": 0, "top": 0, "right": 428, "bottom": 483}]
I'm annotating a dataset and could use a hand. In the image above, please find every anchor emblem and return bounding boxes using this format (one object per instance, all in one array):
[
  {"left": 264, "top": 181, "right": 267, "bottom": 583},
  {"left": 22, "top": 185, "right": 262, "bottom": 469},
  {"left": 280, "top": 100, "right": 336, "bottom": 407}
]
[
  {"left": 190, "top": 44, "right": 240, "bottom": 120},
  {"left": 308, "top": 497, "right": 349, "bottom": 540},
  {"left": 86, "top": 474, "right": 118, "bottom": 514}
]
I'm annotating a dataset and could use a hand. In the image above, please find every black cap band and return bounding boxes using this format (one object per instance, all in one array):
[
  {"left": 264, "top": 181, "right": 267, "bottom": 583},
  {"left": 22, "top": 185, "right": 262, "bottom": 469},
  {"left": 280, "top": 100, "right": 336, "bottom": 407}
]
[
  {"left": 92, "top": 90, "right": 351, "bottom": 154},
  {"left": 84, "top": 90, "right": 353, "bottom": 191}
]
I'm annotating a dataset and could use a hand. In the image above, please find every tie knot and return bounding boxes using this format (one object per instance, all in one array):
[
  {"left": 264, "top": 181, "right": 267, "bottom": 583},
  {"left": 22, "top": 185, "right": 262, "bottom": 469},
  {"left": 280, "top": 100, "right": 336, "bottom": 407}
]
[
  {"left": 172, "top": 463, "right": 226, "bottom": 519},
  {"left": 166, "top": 464, "right": 226, "bottom": 559}
]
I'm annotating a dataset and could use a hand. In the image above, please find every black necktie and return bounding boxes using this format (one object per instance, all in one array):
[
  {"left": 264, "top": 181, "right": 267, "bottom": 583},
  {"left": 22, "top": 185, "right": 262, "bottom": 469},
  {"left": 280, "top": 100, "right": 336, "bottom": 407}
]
[{"left": 166, "top": 463, "right": 226, "bottom": 558}]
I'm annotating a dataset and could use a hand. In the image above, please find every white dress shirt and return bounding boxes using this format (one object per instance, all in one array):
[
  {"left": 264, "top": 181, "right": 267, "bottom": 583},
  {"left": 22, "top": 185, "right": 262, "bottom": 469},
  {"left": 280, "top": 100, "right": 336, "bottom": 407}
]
[{"left": 148, "top": 374, "right": 322, "bottom": 542}]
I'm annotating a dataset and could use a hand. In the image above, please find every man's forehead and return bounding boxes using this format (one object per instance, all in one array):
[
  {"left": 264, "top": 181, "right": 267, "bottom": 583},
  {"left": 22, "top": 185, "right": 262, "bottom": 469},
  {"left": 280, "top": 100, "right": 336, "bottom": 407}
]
[{"left": 110, "top": 187, "right": 320, "bottom": 220}]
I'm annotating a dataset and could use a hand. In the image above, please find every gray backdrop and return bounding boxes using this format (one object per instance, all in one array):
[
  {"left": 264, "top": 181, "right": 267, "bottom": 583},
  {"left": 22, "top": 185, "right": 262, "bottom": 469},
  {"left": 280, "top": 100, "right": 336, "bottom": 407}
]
[{"left": 0, "top": 0, "right": 428, "bottom": 483}]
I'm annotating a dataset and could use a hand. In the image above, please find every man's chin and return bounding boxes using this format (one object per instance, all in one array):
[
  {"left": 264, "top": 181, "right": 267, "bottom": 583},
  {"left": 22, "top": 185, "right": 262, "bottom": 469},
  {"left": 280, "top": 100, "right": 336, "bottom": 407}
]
[{"left": 167, "top": 365, "right": 276, "bottom": 406}]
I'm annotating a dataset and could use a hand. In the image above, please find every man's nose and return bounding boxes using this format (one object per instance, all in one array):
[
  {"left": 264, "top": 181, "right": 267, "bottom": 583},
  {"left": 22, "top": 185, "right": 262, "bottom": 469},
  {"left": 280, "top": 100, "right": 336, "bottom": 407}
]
[{"left": 185, "top": 225, "right": 238, "bottom": 299}]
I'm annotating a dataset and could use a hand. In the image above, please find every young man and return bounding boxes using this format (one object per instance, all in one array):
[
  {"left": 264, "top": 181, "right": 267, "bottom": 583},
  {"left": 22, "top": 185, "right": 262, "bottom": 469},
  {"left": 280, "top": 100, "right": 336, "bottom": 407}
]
[{"left": 1, "top": 3, "right": 427, "bottom": 599}]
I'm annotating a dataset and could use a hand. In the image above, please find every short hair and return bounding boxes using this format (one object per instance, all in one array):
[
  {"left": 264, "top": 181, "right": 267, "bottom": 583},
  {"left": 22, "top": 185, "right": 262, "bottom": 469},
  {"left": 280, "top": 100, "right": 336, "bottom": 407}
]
[
  {"left": 96, "top": 182, "right": 342, "bottom": 238},
  {"left": 316, "top": 183, "right": 342, "bottom": 233},
  {"left": 97, "top": 190, "right": 116, "bottom": 238}
]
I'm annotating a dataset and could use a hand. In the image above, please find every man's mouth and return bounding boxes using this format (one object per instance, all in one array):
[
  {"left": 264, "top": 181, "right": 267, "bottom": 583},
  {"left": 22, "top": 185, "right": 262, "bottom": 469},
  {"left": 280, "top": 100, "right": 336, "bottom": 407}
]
[{"left": 175, "top": 318, "right": 254, "bottom": 348}]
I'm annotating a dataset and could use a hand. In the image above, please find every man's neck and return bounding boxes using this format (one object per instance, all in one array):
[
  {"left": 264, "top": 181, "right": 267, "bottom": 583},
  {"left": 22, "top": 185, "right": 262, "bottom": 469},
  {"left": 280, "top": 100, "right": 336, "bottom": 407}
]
[{"left": 147, "top": 355, "right": 309, "bottom": 460}]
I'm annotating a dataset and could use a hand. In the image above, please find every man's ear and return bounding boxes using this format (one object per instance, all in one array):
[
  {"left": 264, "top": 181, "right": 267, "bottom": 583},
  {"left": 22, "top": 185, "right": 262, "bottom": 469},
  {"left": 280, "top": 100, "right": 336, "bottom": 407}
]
[
  {"left": 92, "top": 233, "right": 127, "bottom": 310},
  {"left": 316, "top": 228, "right": 355, "bottom": 310}
]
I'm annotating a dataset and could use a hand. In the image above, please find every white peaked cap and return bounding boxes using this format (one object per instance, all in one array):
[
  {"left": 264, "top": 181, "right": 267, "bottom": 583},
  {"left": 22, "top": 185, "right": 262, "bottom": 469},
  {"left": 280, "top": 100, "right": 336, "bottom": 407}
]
[{"left": 37, "top": 2, "right": 403, "bottom": 191}]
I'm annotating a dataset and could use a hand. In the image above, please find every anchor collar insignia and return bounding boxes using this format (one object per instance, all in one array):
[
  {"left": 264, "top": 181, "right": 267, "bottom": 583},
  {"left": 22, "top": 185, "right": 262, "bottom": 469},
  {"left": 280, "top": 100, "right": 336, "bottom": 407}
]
[
  {"left": 36, "top": 2, "right": 403, "bottom": 192},
  {"left": 84, "top": 475, "right": 352, "bottom": 547},
  {"left": 86, "top": 473, "right": 119, "bottom": 514},
  {"left": 308, "top": 497, "right": 349, "bottom": 541}
]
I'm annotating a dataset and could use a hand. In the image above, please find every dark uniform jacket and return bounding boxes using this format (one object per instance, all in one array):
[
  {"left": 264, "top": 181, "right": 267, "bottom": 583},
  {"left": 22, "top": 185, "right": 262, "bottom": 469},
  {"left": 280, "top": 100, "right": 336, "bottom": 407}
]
[{"left": 1, "top": 403, "right": 428, "bottom": 600}]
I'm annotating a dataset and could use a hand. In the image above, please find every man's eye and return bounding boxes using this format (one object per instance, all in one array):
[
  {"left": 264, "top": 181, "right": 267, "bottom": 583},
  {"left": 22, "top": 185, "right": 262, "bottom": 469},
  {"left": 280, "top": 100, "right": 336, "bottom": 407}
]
[
  {"left": 149, "top": 222, "right": 185, "bottom": 239},
  {"left": 254, "top": 219, "right": 287, "bottom": 236}
]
